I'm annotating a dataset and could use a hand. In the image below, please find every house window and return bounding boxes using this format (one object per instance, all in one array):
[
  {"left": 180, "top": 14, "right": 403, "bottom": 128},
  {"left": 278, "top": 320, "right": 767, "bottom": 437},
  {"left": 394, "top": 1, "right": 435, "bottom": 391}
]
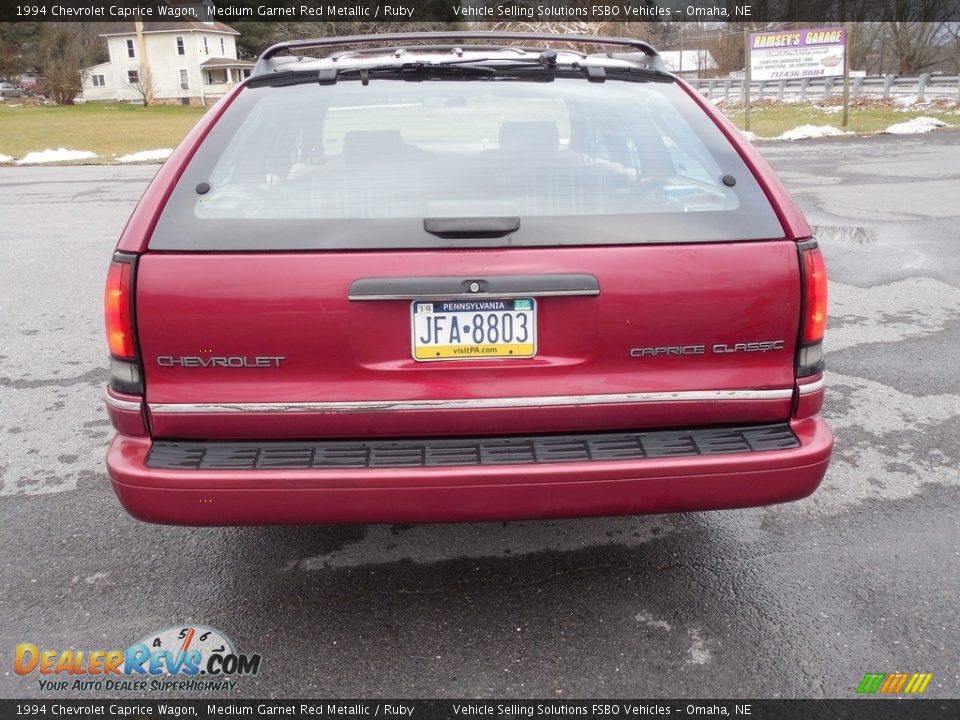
[
  {"left": 126, "top": 39, "right": 135, "bottom": 58},
  {"left": 243, "top": 69, "right": 251, "bottom": 79},
  {"left": 203, "top": 38, "right": 209, "bottom": 55},
  {"left": 127, "top": 70, "right": 139, "bottom": 85},
  {"left": 220, "top": 38, "right": 225, "bottom": 54},
  {"left": 176, "top": 37, "right": 185, "bottom": 56},
  {"left": 92, "top": 74, "right": 106, "bottom": 87},
  {"left": 206, "top": 71, "right": 214, "bottom": 85},
  {"left": 179, "top": 69, "right": 189, "bottom": 89}
]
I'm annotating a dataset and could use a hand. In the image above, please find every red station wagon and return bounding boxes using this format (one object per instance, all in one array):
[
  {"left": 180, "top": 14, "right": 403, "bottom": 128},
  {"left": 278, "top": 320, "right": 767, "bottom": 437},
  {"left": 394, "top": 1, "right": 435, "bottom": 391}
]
[{"left": 103, "top": 32, "right": 833, "bottom": 525}]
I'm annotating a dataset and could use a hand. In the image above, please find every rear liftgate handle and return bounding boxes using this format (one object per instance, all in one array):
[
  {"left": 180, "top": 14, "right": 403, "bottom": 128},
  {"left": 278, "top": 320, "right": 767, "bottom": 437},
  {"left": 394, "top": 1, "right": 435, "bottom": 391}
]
[
  {"left": 351, "top": 217, "right": 599, "bottom": 300},
  {"left": 348, "top": 274, "right": 600, "bottom": 301}
]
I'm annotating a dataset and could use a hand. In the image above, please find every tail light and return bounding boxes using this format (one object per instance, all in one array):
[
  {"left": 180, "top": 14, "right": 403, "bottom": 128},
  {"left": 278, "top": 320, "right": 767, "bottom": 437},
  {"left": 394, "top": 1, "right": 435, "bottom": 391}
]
[
  {"left": 104, "top": 252, "right": 143, "bottom": 394},
  {"left": 796, "top": 242, "right": 827, "bottom": 377}
]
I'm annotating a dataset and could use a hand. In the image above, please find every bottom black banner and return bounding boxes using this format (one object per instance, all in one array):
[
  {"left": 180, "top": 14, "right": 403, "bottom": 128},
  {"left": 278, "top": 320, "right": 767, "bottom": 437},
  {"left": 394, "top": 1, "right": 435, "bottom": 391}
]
[{"left": 1, "top": 700, "right": 956, "bottom": 720}]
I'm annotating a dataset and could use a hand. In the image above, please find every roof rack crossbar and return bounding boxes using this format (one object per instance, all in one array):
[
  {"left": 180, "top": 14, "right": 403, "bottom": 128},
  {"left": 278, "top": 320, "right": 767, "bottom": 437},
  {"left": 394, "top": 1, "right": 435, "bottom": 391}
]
[{"left": 253, "top": 32, "right": 661, "bottom": 77}]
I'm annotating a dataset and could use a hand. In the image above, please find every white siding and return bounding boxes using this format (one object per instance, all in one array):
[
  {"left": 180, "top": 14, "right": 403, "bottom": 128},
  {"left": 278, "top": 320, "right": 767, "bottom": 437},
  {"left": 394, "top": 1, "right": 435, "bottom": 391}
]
[
  {"left": 105, "top": 35, "right": 149, "bottom": 102},
  {"left": 141, "top": 32, "right": 203, "bottom": 100},
  {"left": 80, "top": 62, "right": 117, "bottom": 102},
  {"left": 82, "top": 27, "right": 243, "bottom": 103}
]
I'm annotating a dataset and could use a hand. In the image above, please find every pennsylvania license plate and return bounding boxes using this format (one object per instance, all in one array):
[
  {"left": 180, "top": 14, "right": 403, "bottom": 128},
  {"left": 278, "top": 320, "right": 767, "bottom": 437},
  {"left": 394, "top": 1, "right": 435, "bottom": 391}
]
[{"left": 412, "top": 298, "right": 536, "bottom": 361}]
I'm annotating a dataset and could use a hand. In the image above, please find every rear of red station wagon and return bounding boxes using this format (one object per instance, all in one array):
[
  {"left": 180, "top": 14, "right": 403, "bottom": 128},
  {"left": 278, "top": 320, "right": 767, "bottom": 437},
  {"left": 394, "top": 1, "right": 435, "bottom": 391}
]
[{"left": 103, "top": 33, "right": 833, "bottom": 526}]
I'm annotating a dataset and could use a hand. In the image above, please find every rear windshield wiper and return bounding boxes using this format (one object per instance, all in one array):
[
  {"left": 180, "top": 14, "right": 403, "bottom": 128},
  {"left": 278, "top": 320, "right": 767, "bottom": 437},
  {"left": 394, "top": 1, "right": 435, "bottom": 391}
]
[
  {"left": 248, "top": 57, "right": 671, "bottom": 89},
  {"left": 348, "top": 58, "right": 673, "bottom": 83},
  {"left": 428, "top": 53, "right": 673, "bottom": 81},
  {"left": 247, "top": 62, "right": 497, "bottom": 88},
  {"left": 335, "top": 61, "right": 670, "bottom": 86},
  {"left": 336, "top": 62, "right": 499, "bottom": 82}
]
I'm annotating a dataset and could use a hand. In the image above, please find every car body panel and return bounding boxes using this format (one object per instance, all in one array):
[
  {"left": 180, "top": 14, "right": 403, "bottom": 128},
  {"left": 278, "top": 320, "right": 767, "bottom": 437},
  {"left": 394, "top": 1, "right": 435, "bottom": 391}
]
[
  {"left": 108, "top": 416, "right": 832, "bottom": 525},
  {"left": 136, "top": 241, "right": 801, "bottom": 439},
  {"left": 104, "top": 39, "right": 831, "bottom": 525}
]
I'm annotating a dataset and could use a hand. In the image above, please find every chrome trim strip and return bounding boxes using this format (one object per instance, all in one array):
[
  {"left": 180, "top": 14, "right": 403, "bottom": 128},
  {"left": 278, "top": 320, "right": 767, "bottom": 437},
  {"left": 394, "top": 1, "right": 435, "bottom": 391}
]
[
  {"left": 149, "top": 389, "right": 793, "bottom": 414},
  {"left": 348, "top": 289, "right": 600, "bottom": 301},
  {"left": 797, "top": 378, "right": 825, "bottom": 395},
  {"left": 105, "top": 391, "right": 143, "bottom": 412}
]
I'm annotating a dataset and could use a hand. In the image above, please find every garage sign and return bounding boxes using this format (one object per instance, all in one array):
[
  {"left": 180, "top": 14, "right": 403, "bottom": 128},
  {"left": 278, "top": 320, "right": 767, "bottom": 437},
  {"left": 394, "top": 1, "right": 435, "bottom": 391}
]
[{"left": 749, "top": 27, "right": 846, "bottom": 81}]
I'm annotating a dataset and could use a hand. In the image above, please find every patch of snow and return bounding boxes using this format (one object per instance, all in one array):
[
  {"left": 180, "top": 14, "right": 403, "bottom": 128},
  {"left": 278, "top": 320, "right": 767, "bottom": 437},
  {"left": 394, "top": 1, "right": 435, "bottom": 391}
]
[
  {"left": 893, "top": 100, "right": 948, "bottom": 112},
  {"left": 116, "top": 148, "right": 173, "bottom": 163},
  {"left": 884, "top": 116, "right": 949, "bottom": 135},
  {"left": 0, "top": 153, "right": 13, "bottom": 163},
  {"left": 777, "top": 124, "right": 851, "bottom": 141},
  {"left": 15, "top": 148, "right": 96, "bottom": 165},
  {"left": 818, "top": 105, "right": 843, "bottom": 114},
  {"left": 893, "top": 95, "right": 920, "bottom": 106},
  {"left": 740, "top": 130, "right": 758, "bottom": 142}
]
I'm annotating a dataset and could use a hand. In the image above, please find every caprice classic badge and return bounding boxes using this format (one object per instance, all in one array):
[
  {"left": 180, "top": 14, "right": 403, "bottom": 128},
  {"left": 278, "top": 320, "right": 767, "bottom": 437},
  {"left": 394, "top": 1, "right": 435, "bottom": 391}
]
[
  {"left": 102, "top": 31, "right": 831, "bottom": 525},
  {"left": 630, "top": 340, "right": 786, "bottom": 358}
]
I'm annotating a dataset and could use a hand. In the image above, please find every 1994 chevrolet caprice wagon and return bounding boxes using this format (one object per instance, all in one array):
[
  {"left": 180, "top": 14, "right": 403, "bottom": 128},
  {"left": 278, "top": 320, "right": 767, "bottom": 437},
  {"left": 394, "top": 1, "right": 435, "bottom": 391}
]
[{"left": 103, "top": 32, "right": 833, "bottom": 525}]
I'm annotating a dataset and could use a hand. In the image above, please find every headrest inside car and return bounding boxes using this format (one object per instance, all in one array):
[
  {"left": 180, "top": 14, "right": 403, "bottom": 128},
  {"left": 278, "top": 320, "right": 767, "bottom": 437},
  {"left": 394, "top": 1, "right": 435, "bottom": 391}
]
[
  {"left": 342, "top": 129, "right": 407, "bottom": 163},
  {"left": 499, "top": 121, "right": 560, "bottom": 155}
]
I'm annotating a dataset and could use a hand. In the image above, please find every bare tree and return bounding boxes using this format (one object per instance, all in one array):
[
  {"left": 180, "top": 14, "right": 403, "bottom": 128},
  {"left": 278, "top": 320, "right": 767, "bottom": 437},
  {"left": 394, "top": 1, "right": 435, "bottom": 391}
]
[
  {"left": 884, "top": 21, "right": 946, "bottom": 74},
  {"left": 129, "top": 63, "right": 154, "bottom": 107},
  {"left": 876, "top": 0, "right": 959, "bottom": 74},
  {"left": 941, "top": 22, "right": 960, "bottom": 73},
  {"left": 478, "top": 20, "right": 660, "bottom": 55},
  {"left": 269, "top": 21, "right": 450, "bottom": 47},
  {"left": 130, "top": 20, "right": 154, "bottom": 106},
  {"left": 38, "top": 24, "right": 87, "bottom": 105}
]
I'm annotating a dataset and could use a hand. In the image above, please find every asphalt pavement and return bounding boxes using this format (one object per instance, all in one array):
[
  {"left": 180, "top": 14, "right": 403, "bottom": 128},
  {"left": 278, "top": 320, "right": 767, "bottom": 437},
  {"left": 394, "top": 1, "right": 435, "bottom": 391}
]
[{"left": 0, "top": 131, "right": 958, "bottom": 699}]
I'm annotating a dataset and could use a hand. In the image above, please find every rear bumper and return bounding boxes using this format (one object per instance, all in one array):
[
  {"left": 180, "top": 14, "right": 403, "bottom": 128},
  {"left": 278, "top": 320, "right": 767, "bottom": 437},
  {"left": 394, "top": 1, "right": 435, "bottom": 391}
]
[{"left": 106, "top": 417, "right": 833, "bottom": 526}]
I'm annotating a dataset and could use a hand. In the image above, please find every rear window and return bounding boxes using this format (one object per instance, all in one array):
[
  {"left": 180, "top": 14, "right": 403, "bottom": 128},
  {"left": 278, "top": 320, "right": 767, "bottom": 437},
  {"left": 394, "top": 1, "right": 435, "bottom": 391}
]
[{"left": 150, "top": 74, "right": 783, "bottom": 250}]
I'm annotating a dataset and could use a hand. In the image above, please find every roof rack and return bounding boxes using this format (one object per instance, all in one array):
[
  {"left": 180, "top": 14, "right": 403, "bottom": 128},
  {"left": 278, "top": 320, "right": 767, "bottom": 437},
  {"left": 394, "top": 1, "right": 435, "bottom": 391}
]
[{"left": 252, "top": 31, "right": 662, "bottom": 77}]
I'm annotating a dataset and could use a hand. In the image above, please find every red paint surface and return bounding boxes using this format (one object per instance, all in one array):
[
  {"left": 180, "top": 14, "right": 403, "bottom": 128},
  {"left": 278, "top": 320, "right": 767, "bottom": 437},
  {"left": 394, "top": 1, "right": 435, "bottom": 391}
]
[
  {"left": 104, "top": 76, "right": 833, "bottom": 524},
  {"left": 137, "top": 242, "right": 801, "bottom": 438},
  {"left": 107, "top": 417, "right": 832, "bottom": 525}
]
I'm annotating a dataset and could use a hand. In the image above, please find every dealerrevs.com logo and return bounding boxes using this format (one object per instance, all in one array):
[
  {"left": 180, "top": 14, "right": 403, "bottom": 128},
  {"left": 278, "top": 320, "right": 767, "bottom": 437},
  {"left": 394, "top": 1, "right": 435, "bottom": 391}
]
[{"left": 14, "top": 625, "right": 261, "bottom": 692}]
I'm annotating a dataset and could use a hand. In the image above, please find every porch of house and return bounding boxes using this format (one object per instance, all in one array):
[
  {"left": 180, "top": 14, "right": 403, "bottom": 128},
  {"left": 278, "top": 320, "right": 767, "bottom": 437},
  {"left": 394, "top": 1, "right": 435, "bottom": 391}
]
[{"left": 200, "top": 58, "right": 255, "bottom": 104}]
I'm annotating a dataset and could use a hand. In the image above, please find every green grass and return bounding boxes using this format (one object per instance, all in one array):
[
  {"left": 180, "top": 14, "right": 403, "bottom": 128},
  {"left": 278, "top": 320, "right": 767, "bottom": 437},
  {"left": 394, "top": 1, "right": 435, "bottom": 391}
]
[
  {"left": 0, "top": 102, "right": 209, "bottom": 160},
  {"left": 1, "top": 97, "right": 957, "bottom": 163},
  {"left": 722, "top": 102, "right": 958, "bottom": 138}
]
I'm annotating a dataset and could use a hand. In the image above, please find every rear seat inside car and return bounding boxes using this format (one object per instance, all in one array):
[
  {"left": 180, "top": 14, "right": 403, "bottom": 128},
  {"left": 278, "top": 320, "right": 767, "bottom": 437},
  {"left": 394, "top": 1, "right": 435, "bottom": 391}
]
[{"left": 276, "top": 121, "right": 636, "bottom": 218}]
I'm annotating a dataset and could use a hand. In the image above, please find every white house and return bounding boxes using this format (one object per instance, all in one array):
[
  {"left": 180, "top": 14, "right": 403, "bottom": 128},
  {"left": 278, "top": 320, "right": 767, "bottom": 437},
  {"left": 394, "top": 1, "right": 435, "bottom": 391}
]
[{"left": 80, "top": 16, "right": 253, "bottom": 106}]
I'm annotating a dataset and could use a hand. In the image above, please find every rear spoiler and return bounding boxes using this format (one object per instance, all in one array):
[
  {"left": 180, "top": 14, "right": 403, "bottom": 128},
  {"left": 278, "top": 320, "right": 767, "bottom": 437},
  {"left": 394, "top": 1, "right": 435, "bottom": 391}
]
[{"left": 252, "top": 31, "right": 665, "bottom": 77}]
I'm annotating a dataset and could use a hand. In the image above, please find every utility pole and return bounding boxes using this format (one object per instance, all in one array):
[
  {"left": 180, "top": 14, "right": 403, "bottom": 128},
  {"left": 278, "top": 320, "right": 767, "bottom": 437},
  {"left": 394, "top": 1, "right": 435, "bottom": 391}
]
[
  {"left": 134, "top": 20, "right": 153, "bottom": 106},
  {"left": 841, "top": 23, "right": 851, "bottom": 129},
  {"left": 743, "top": 26, "right": 751, "bottom": 132},
  {"left": 679, "top": 24, "right": 684, "bottom": 76}
]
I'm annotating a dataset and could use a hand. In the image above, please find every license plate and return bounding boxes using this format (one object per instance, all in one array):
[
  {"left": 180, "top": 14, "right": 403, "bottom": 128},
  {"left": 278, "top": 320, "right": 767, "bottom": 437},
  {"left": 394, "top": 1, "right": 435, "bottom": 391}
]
[{"left": 412, "top": 298, "right": 536, "bottom": 361}]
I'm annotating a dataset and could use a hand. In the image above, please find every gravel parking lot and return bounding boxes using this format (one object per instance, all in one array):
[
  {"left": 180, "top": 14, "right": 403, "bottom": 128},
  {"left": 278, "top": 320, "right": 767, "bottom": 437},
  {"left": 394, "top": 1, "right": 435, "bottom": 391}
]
[{"left": 1, "top": 132, "right": 958, "bottom": 699}]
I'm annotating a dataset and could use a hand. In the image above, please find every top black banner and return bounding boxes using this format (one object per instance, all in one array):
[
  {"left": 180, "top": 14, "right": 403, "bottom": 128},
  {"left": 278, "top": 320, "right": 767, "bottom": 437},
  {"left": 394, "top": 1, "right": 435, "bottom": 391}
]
[{"left": 3, "top": 0, "right": 960, "bottom": 24}]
